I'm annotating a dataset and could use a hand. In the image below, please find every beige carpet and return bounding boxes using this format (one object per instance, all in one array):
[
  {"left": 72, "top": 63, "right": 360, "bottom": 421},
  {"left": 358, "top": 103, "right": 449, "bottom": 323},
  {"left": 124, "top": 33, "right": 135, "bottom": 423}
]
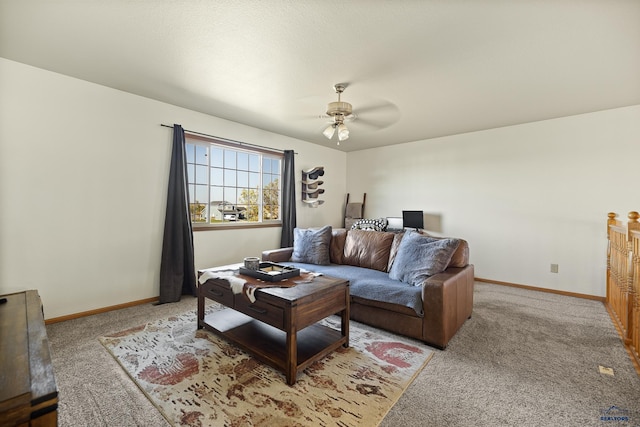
[{"left": 99, "top": 310, "right": 433, "bottom": 427}]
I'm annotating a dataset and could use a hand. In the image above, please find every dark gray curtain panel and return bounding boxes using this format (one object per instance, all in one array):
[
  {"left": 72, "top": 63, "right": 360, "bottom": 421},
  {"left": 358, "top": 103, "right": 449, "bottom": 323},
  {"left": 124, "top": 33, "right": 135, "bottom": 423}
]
[
  {"left": 159, "top": 124, "right": 196, "bottom": 303},
  {"left": 280, "top": 149, "right": 297, "bottom": 248}
]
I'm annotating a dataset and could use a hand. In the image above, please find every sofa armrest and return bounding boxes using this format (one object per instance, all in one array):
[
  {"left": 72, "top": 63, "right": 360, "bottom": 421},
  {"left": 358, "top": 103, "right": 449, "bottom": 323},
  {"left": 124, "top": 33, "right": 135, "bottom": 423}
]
[
  {"left": 421, "top": 264, "right": 475, "bottom": 348},
  {"left": 261, "top": 247, "right": 293, "bottom": 263}
]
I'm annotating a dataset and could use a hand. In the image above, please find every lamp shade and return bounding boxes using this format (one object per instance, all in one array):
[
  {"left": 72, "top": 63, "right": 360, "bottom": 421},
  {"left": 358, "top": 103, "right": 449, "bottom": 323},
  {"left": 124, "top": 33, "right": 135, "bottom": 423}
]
[
  {"left": 323, "top": 125, "right": 336, "bottom": 139},
  {"left": 337, "top": 123, "right": 349, "bottom": 141}
]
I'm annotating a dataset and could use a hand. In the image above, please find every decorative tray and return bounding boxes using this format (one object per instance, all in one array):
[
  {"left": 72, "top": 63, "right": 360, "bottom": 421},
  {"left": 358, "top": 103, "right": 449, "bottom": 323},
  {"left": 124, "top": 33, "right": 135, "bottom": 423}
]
[{"left": 238, "top": 262, "right": 301, "bottom": 282}]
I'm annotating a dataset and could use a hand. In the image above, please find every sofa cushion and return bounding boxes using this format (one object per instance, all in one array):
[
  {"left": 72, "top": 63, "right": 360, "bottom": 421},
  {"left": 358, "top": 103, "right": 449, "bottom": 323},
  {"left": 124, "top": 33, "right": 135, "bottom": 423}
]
[
  {"left": 448, "top": 239, "right": 469, "bottom": 267},
  {"left": 389, "top": 231, "right": 460, "bottom": 285},
  {"left": 283, "top": 262, "right": 424, "bottom": 316},
  {"left": 291, "top": 225, "right": 332, "bottom": 265},
  {"left": 330, "top": 228, "right": 347, "bottom": 264},
  {"left": 387, "top": 232, "right": 405, "bottom": 271},
  {"left": 342, "top": 229, "right": 395, "bottom": 272}
]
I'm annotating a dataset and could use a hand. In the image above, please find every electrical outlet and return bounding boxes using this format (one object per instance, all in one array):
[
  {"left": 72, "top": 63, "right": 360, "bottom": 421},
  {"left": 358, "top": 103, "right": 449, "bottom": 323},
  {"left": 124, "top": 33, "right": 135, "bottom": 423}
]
[{"left": 550, "top": 264, "right": 559, "bottom": 273}]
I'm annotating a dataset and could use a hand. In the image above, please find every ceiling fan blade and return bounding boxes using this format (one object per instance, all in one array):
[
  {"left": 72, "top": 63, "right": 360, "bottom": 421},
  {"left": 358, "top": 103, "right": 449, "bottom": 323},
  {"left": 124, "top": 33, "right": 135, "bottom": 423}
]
[
  {"left": 349, "top": 100, "right": 400, "bottom": 130},
  {"left": 351, "top": 117, "right": 393, "bottom": 130},
  {"left": 355, "top": 100, "right": 399, "bottom": 115},
  {"left": 291, "top": 112, "right": 330, "bottom": 122}
]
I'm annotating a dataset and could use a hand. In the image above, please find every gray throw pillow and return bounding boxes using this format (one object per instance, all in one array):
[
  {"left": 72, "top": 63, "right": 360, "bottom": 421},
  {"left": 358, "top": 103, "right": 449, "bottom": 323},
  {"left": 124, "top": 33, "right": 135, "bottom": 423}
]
[
  {"left": 388, "top": 231, "right": 460, "bottom": 285},
  {"left": 291, "top": 225, "right": 332, "bottom": 265}
]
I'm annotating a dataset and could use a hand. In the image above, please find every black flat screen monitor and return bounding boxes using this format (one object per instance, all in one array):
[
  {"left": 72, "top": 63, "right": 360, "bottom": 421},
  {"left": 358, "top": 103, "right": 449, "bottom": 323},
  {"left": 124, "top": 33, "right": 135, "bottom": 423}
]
[{"left": 402, "top": 210, "right": 424, "bottom": 230}]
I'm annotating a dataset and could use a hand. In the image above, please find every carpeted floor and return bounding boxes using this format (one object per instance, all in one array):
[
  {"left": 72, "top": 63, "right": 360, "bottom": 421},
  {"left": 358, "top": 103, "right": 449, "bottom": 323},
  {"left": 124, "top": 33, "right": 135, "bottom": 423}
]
[
  {"left": 46, "top": 282, "right": 640, "bottom": 426},
  {"left": 380, "top": 283, "right": 640, "bottom": 427}
]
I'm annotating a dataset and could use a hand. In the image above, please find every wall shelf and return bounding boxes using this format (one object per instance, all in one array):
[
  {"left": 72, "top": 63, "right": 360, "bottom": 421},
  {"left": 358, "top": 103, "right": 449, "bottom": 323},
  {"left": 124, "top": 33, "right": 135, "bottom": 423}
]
[{"left": 302, "top": 166, "right": 325, "bottom": 208}]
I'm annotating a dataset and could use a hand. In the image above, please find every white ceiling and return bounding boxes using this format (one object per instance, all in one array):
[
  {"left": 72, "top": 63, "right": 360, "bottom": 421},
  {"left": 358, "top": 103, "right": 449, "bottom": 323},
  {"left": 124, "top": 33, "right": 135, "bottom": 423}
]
[{"left": 1, "top": 1, "right": 639, "bottom": 152}]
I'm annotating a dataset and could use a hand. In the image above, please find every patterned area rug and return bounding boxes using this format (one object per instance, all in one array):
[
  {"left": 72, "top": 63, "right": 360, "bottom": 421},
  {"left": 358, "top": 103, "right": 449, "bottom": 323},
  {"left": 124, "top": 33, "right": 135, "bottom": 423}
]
[{"left": 99, "top": 309, "right": 433, "bottom": 427}]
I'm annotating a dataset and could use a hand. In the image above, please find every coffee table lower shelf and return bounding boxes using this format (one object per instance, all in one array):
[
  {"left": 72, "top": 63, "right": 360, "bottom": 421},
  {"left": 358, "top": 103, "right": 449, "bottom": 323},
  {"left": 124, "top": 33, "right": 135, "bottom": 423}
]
[{"left": 199, "top": 309, "right": 347, "bottom": 384}]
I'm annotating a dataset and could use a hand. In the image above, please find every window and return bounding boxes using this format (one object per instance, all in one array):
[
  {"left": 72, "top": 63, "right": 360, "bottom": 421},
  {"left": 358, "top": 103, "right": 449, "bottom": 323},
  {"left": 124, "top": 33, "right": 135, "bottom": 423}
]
[{"left": 185, "top": 134, "right": 282, "bottom": 228}]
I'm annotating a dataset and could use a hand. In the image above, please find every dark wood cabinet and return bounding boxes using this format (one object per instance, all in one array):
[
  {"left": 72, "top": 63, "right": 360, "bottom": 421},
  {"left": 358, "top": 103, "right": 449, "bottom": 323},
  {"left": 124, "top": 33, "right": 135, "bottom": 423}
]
[{"left": 0, "top": 290, "right": 58, "bottom": 426}]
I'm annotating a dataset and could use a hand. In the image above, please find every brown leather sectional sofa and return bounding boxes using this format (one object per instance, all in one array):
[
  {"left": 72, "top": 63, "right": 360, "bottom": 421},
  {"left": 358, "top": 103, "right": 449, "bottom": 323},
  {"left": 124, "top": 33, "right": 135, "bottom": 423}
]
[{"left": 262, "top": 228, "right": 474, "bottom": 349}]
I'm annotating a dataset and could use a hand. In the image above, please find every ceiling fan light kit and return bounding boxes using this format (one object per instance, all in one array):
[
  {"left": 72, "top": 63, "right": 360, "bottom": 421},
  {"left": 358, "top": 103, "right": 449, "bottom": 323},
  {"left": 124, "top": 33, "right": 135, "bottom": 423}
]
[{"left": 323, "top": 84, "right": 353, "bottom": 145}]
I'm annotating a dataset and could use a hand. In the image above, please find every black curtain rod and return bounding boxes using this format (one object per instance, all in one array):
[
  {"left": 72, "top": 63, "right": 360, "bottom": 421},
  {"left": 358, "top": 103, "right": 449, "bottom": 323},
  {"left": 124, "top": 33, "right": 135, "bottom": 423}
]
[{"left": 160, "top": 124, "right": 295, "bottom": 154}]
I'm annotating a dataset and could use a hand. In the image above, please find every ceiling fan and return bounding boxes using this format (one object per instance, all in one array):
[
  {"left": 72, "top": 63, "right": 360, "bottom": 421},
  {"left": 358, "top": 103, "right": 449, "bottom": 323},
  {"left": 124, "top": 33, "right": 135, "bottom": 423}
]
[{"left": 322, "top": 83, "right": 354, "bottom": 145}]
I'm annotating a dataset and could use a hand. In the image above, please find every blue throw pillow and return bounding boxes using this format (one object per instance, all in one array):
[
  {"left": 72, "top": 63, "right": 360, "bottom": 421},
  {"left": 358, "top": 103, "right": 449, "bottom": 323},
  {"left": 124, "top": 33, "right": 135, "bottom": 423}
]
[
  {"left": 291, "top": 225, "right": 332, "bottom": 265},
  {"left": 388, "top": 231, "right": 460, "bottom": 285}
]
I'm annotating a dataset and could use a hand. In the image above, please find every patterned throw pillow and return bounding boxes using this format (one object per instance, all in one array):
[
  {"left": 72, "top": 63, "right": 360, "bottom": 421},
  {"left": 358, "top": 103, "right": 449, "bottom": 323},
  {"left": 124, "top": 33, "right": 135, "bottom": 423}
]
[
  {"left": 388, "top": 230, "right": 460, "bottom": 285},
  {"left": 350, "top": 218, "right": 388, "bottom": 232},
  {"left": 291, "top": 225, "right": 332, "bottom": 265}
]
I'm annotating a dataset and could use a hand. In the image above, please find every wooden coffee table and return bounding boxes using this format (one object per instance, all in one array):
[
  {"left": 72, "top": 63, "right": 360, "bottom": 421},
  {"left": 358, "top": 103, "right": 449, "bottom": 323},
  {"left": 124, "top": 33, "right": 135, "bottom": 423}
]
[{"left": 197, "top": 265, "right": 349, "bottom": 385}]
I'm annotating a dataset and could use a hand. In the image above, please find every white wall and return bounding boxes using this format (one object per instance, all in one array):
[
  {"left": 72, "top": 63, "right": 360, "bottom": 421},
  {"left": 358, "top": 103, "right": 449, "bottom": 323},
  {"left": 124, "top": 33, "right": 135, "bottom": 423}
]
[
  {"left": 0, "top": 58, "right": 346, "bottom": 319},
  {"left": 2, "top": 57, "right": 635, "bottom": 320},
  {"left": 347, "top": 105, "right": 640, "bottom": 297}
]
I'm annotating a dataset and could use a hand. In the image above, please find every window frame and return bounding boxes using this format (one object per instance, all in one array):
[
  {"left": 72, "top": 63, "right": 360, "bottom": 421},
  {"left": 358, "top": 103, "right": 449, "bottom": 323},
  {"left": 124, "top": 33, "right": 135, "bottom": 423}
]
[{"left": 185, "top": 133, "right": 283, "bottom": 231}]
